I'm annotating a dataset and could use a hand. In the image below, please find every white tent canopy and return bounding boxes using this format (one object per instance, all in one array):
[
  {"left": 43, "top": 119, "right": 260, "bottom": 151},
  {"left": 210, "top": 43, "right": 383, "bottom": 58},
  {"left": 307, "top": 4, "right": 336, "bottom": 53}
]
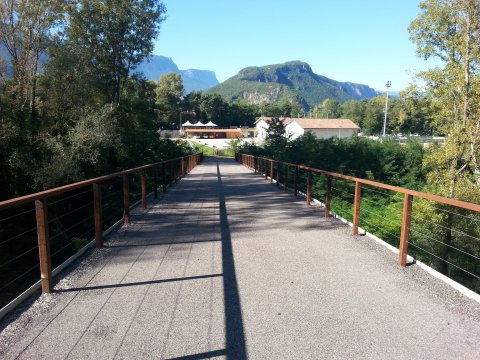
[
  {"left": 191, "top": 121, "right": 204, "bottom": 127},
  {"left": 182, "top": 121, "right": 193, "bottom": 127},
  {"left": 205, "top": 121, "right": 218, "bottom": 127}
]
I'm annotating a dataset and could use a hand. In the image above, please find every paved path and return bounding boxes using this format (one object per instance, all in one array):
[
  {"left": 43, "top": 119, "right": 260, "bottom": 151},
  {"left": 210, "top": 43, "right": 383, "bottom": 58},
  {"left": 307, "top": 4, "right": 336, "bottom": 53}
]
[{"left": 1, "top": 157, "right": 479, "bottom": 359}]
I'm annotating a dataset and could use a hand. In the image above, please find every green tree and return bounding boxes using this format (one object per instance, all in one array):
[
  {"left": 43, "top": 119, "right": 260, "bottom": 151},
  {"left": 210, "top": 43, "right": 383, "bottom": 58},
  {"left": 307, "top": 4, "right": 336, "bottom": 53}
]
[
  {"left": 362, "top": 96, "right": 385, "bottom": 135},
  {"left": 265, "top": 117, "right": 289, "bottom": 158},
  {"left": 340, "top": 99, "right": 366, "bottom": 128},
  {"left": 397, "top": 86, "right": 435, "bottom": 135},
  {"left": 409, "top": 0, "right": 480, "bottom": 190},
  {"left": 155, "top": 72, "right": 184, "bottom": 100},
  {"left": 0, "top": 0, "right": 64, "bottom": 115},
  {"left": 409, "top": 0, "right": 480, "bottom": 276},
  {"left": 64, "top": 0, "right": 167, "bottom": 106},
  {"left": 155, "top": 73, "right": 184, "bottom": 129},
  {"left": 310, "top": 99, "right": 342, "bottom": 118}
]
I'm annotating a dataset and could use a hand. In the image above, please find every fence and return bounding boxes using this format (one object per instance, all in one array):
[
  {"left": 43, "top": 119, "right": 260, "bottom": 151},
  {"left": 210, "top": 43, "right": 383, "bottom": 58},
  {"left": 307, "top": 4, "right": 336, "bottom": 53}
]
[
  {"left": 236, "top": 153, "right": 480, "bottom": 294},
  {"left": 0, "top": 153, "right": 203, "bottom": 312}
]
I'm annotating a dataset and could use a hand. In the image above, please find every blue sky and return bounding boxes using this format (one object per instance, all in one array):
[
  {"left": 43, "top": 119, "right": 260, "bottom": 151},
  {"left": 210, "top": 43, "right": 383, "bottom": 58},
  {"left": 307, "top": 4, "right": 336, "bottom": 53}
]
[{"left": 153, "top": 0, "right": 434, "bottom": 91}]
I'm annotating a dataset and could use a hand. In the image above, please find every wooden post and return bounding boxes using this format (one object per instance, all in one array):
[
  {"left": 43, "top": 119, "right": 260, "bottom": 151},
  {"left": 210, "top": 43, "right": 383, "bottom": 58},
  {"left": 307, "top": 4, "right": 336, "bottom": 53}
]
[
  {"left": 93, "top": 183, "right": 103, "bottom": 248},
  {"left": 174, "top": 161, "right": 179, "bottom": 183},
  {"left": 254, "top": 157, "right": 257, "bottom": 173},
  {"left": 162, "top": 163, "right": 167, "bottom": 192},
  {"left": 123, "top": 174, "right": 130, "bottom": 225},
  {"left": 265, "top": 159, "right": 268, "bottom": 179},
  {"left": 153, "top": 168, "right": 158, "bottom": 199},
  {"left": 306, "top": 171, "right": 312, "bottom": 205},
  {"left": 325, "top": 176, "right": 332, "bottom": 219},
  {"left": 170, "top": 162, "right": 174, "bottom": 186},
  {"left": 294, "top": 166, "right": 298, "bottom": 197},
  {"left": 353, "top": 181, "right": 361, "bottom": 235},
  {"left": 399, "top": 194, "right": 413, "bottom": 266},
  {"left": 270, "top": 160, "right": 274, "bottom": 182},
  {"left": 181, "top": 158, "right": 185, "bottom": 177},
  {"left": 35, "top": 199, "right": 52, "bottom": 293},
  {"left": 276, "top": 162, "right": 280, "bottom": 187},
  {"left": 141, "top": 172, "right": 147, "bottom": 209},
  {"left": 284, "top": 164, "right": 288, "bottom": 191}
]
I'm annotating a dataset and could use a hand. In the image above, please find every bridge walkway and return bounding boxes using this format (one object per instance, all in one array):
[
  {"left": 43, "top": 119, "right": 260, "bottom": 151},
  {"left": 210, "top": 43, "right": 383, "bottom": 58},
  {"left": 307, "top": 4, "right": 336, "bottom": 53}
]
[{"left": 1, "top": 157, "right": 479, "bottom": 359}]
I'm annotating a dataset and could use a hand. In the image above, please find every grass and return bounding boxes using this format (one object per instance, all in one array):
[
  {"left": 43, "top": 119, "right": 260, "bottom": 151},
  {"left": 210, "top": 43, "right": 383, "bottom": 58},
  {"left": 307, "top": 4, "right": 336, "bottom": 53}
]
[{"left": 191, "top": 142, "right": 236, "bottom": 157}]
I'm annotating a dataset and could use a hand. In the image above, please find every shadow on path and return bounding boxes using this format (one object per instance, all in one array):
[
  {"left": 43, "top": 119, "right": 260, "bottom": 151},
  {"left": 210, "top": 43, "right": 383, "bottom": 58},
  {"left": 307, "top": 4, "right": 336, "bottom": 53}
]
[
  {"left": 217, "top": 160, "right": 247, "bottom": 360},
  {"left": 56, "top": 274, "right": 223, "bottom": 293}
]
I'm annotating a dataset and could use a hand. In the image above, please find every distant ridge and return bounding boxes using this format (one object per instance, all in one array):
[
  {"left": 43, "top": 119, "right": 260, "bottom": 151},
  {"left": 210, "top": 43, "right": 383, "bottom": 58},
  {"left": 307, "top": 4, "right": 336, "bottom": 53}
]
[
  {"left": 0, "top": 49, "right": 219, "bottom": 93},
  {"left": 208, "top": 61, "right": 377, "bottom": 109},
  {"left": 135, "top": 55, "right": 219, "bottom": 93}
]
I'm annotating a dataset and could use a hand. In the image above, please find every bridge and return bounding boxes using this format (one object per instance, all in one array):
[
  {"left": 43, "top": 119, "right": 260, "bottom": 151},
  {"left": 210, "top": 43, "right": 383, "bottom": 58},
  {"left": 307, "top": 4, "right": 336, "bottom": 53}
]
[{"left": 0, "top": 156, "right": 479, "bottom": 359}]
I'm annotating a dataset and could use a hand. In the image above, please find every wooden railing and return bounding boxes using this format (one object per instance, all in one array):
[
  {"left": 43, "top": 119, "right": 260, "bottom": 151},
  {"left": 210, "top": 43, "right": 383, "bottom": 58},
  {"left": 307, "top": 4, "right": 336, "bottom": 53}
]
[
  {"left": 235, "top": 153, "right": 480, "bottom": 277},
  {"left": 0, "top": 153, "right": 203, "bottom": 297}
]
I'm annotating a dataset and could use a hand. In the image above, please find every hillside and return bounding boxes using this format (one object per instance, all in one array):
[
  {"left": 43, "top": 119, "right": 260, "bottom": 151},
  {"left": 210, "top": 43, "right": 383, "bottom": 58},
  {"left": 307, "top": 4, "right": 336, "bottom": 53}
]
[
  {"left": 208, "top": 61, "right": 377, "bottom": 109},
  {"left": 135, "top": 55, "right": 219, "bottom": 93}
]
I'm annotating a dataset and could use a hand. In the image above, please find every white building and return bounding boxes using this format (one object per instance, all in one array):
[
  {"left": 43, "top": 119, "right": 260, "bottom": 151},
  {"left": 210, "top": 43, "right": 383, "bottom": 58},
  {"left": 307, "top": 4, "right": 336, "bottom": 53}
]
[
  {"left": 255, "top": 117, "right": 360, "bottom": 140},
  {"left": 255, "top": 117, "right": 293, "bottom": 141},
  {"left": 285, "top": 118, "right": 360, "bottom": 139}
]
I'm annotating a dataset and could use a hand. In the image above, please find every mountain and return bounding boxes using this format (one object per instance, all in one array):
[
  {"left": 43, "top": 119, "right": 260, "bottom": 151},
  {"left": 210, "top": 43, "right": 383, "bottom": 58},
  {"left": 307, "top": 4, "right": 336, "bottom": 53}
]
[
  {"left": 135, "top": 55, "right": 219, "bottom": 93},
  {"left": 0, "top": 50, "right": 218, "bottom": 93},
  {"left": 208, "top": 61, "right": 377, "bottom": 109}
]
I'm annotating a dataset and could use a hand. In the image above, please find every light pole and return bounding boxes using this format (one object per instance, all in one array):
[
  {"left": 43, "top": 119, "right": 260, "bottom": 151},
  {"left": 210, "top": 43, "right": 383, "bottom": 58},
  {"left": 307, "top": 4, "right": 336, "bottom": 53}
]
[{"left": 382, "top": 81, "right": 391, "bottom": 138}]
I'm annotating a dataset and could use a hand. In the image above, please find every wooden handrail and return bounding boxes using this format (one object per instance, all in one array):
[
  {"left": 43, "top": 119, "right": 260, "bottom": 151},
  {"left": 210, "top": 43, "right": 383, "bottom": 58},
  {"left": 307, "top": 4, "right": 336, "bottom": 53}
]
[
  {"left": 238, "top": 154, "right": 480, "bottom": 213},
  {"left": 0, "top": 155, "right": 201, "bottom": 211}
]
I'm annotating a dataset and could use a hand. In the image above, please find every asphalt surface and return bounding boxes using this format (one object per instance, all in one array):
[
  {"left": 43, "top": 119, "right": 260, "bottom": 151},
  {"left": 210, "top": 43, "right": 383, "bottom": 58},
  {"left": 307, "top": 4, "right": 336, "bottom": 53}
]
[{"left": 1, "top": 157, "right": 479, "bottom": 359}]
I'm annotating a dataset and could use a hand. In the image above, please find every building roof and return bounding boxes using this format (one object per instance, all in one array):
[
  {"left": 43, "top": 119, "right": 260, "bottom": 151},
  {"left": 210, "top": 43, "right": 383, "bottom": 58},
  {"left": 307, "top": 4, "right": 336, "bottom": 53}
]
[
  {"left": 256, "top": 117, "right": 360, "bottom": 130},
  {"left": 255, "top": 117, "right": 294, "bottom": 126},
  {"left": 289, "top": 118, "right": 360, "bottom": 130},
  {"left": 184, "top": 129, "right": 242, "bottom": 133}
]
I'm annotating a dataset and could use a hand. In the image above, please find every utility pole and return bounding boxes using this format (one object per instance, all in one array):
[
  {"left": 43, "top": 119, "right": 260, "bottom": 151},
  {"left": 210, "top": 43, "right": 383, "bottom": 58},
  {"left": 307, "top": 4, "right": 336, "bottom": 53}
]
[{"left": 382, "top": 81, "right": 391, "bottom": 138}]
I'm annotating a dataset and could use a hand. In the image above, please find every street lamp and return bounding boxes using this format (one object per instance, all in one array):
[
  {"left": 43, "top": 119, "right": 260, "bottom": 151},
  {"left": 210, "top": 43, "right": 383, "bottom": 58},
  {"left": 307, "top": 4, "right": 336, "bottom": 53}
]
[{"left": 382, "top": 81, "right": 391, "bottom": 138}]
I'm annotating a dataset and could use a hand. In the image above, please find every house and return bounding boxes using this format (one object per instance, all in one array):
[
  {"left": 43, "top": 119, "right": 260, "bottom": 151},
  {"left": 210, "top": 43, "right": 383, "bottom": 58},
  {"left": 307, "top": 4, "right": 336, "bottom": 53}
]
[
  {"left": 285, "top": 118, "right": 360, "bottom": 139},
  {"left": 255, "top": 117, "right": 293, "bottom": 141},
  {"left": 255, "top": 117, "right": 360, "bottom": 140}
]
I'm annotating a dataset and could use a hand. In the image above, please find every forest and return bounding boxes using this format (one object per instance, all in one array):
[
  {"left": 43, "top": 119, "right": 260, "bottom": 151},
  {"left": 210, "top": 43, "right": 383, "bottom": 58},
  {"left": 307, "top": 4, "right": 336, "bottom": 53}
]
[{"left": 0, "top": 0, "right": 199, "bottom": 202}]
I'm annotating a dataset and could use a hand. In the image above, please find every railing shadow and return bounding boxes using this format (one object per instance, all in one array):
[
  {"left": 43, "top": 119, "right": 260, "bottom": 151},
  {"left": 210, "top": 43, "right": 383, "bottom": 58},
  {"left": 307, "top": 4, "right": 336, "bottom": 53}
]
[{"left": 55, "top": 273, "right": 222, "bottom": 292}]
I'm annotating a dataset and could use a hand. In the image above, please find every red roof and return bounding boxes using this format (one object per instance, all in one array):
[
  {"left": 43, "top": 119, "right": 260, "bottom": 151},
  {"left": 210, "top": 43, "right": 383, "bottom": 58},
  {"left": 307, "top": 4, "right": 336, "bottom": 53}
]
[
  {"left": 256, "top": 117, "right": 360, "bottom": 130},
  {"left": 289, "top": 118, "right": 360, "bottom": 130},
  {"left": 255, "top": 117, "right": 294, "bottom": 126}
]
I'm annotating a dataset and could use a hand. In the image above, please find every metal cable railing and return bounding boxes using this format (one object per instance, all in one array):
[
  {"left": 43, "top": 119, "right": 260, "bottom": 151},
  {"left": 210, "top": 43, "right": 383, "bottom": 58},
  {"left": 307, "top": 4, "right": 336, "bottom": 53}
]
[
  {"left": 236, "top": 153, "right": 480, "bottom": 294},
  {"left": 0, "top": 153, "right": 203, "bottom": 311}
]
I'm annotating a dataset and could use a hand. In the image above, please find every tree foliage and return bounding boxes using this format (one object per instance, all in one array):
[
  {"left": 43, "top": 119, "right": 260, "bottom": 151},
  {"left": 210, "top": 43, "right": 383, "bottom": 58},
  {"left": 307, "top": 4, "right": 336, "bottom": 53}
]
[
  {"left": 407, "top": 0, "right": 480, "bottom": 279},
  {"left": 0, "top": 0, "right": 64, "bottom": 115},
  {"left": 409, "top": 0, "right": 480, "bottom": 196},
  {"left": 62, "top": 0, "right": 167, "bottom": 106},
  {"left": 0, "top": 0, "right": 199, "bottom": 201}
]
